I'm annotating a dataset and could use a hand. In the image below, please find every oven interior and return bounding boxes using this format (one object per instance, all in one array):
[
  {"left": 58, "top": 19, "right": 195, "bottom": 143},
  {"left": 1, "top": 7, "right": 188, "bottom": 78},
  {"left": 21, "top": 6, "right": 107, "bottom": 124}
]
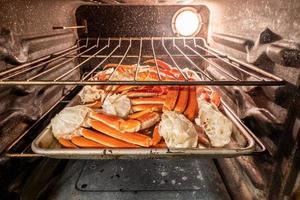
[{"left": 0, "top": 1, "right": 300, "bottom": 200}]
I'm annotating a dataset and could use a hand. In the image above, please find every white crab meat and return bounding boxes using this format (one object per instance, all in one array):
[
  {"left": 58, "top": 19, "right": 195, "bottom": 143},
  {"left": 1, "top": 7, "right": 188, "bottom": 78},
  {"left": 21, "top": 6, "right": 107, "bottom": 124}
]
[
  {"left": 51, "top": 105, "right": 91, "bottom": 139},
  {"left": 159, "top": 111, "right": 198, "bottom": 148},
  {"left": 78, "top": 86, "right": 105, "bottom": 103},
  {"left": 195, "top": 99, "right": 232, "bottom": 147},
  {"left": 102, "top": 94, "right": 131, "bottom": 118}
]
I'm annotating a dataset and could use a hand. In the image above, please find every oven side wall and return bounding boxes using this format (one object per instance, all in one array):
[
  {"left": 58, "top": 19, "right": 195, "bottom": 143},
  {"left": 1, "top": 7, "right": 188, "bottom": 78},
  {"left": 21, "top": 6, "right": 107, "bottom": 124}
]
[
  {"left": 200, "top": 0, "right": 300, "bottom": 199},
  {"left": 0, "top": 1, "right": 81, "bottom": 199}
]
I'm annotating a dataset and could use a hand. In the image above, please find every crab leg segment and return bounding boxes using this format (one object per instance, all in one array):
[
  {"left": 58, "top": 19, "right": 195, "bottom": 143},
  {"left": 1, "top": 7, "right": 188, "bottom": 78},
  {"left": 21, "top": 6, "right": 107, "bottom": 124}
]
[
  {"left": 103, "top": 64, "right": 133, "bottom": 70},
  {"left": 163, "top": 87, "right": 179, "bottom": 111},
  {"left": 126, "top": 86, "right": 167, "bottom": 98},
  {"left": 58, "top": 138, "right": 77, "bottom": 148},
  {"left": 116, "top": 85, "right": 138, "bottom": 93},
  {"left": 151, "top": 124, "right": 161, "bottom": 146},
  {"left": 87, "top": 119, "right": 152, "bottom": 147},
  {"left": 144, "top": 59, "right": 172, "bottom": 70},
  {"left": 183, "top": 86, "right": 198, "bottom": 121},
  {"left": 138, "top": 112, "right": 160, "bottom": 130},
  {"left": 174, "top": 87, "right": 189, "bottom": 113},
  {"left": 137, "top": 71, "right": 159, "bottom": 81},
  {"left": 127, "top": 91, "right": 160, "bottom": 98},
  {"left": 89, "top": 112, "right": 124, "bottom": 130},
  {"left": 71, "top": 136, "right": 106, "bottom": 148},
  {"left": 120, "top": 119, "right": 141, "bottom": 132},
  {"left": 80, "top": 128, "right": 138, "bottom": 148},
  {"left": 128, "top": 109, "right": 151, "bottom": 119},
  {"left": 130, "top": 97, "right": 165, "bottom": 105},
  {"left": 120, "top": 112, "right": 160, "bottom": 132},
  {"left": 132, "top": 104, "right": 163, "bottom": 112}
]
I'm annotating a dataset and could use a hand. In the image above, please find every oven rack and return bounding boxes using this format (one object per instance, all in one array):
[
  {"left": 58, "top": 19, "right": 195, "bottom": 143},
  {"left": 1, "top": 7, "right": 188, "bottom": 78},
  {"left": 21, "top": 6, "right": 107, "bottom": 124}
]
[{"left": 0, "top": 37, "right": 284, "bottom": 86}]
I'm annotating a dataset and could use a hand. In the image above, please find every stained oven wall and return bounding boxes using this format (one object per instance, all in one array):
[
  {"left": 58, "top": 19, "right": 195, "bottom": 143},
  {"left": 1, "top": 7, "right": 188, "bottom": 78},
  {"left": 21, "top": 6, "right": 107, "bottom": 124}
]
[
  {"left": 0, "top": 0, "right": 80, "bottom": 199},
  {"left": 200, "top": 0, "right": 300, "bottom": 199}
]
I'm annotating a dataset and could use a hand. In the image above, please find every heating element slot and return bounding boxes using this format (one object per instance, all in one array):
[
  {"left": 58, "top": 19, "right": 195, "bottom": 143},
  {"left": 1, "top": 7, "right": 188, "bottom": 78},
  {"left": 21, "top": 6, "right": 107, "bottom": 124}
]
[{"left": 0, "top": 37, "right": 284, "bottom": 86}]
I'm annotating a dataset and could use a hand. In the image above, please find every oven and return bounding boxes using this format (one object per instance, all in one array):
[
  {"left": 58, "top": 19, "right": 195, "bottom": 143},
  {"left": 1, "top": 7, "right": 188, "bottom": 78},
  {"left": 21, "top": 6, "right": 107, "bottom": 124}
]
[{"left": 0, "top": 1, "right": 299, "bottom": 200}]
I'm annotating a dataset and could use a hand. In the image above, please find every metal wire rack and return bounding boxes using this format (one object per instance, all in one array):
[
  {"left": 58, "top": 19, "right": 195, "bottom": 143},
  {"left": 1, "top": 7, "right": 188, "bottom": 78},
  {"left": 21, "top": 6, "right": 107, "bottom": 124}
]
[{"left": 0, "top": 37, "right": 285, "bottom": 86}]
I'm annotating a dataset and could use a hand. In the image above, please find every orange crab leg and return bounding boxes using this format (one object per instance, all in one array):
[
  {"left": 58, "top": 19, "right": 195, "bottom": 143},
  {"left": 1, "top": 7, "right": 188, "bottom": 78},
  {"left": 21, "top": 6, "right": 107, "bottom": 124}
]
[
  {"left": 120, "top": 112, "right": 160, "bottom": 132},
  {"left": 71, "top": 136, "right": 106, "bottom": 148},
  {"left": 170, "top": 68, "right": 185, "bottom": 80},
  {"left": 120, "top": 119, "right": 141, "bottom": 132},
  {"left": 128, "top": 109, "right": 151, "bottom": 119},
  {"left": 130, "top": 97, "right": 165, "bottom": 105},
  {"left": 80, "top": 128, "right": 138, "bottom": 148},
  {"left": 163, "top": 87, "right": 179, "bottom": 111},
  {"left": 116, "top": 85, "right": 138, "bottom": 93},
  {"left": 144, "top": 59, "right": 172, "bottom": 70},
  {"left": 58, "top": 138, "right": 77, "bottom": 148},
  {"left": 136, "top": 71, "right": 148, "bottom": 81},
  {"left": 151, "top": 125, "right": 161, "bottom": 146},
  {"left": 126, "top": 86, "right": 167, "bottom": 97},
  {"left": 147, "top": 72, "right": 159, "bottom": 80},
  {"left": 132, "top": 104, "right": 163, "bottom": 112},
  {"left": 174, "top": 87, "right": 189, "bottom": 113},
  {"left": 97, "top": 72, "right": 110, "bottom": 81},
  {"left": 127, "top": 91, "right": 160, "bottom": 98},
  {"left": 137, "top": 112, "right": 160, "bottom": 130},
  {"left": 159, "top": 69, "right": 176, "bottom": 78},
  {"left": 89, "top": 111, "right": 124, "bottom": 130},
  {"left": 87, "top": 119, "right": 152, "bottom": 147},
  {"left": 183, "top": 86, "right": 198, "bottom": 121}
]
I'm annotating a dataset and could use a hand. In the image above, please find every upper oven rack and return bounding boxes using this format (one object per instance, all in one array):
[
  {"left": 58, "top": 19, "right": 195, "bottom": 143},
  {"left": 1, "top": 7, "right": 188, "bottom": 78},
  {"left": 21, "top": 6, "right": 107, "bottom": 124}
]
[{"left": 0, "top": 37, "right": 284, "bottom": 86}]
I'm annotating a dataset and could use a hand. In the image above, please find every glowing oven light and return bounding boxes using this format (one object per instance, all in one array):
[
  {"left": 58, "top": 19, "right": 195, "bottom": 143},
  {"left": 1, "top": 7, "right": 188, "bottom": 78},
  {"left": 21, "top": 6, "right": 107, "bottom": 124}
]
[{"left": 173, "top": 9, "right": 201, "bottom": 36}]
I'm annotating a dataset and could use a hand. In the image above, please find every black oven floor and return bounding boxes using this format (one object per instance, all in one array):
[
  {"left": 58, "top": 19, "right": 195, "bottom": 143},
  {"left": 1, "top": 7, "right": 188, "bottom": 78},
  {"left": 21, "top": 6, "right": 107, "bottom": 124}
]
[{"left": 23, "top": 158, "right": 230, "bottom": 200}]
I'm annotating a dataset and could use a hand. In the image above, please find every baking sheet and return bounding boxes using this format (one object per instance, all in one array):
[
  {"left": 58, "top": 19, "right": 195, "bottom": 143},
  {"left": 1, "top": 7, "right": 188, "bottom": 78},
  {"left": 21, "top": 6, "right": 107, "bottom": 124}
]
[{"left": 31, "top": 94, "right": 258, "bottom": 159}]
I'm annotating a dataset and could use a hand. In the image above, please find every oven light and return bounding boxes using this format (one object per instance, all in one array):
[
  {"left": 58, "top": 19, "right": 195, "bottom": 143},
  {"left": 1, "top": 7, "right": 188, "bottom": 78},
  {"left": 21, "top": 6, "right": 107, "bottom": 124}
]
[{"left": 172, "top": 8, "right": 202, "bottom": 37}]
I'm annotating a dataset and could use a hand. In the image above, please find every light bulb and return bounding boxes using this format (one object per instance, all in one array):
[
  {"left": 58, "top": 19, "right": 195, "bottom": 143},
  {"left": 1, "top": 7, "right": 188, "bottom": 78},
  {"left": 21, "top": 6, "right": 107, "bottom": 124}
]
[{"left": 174, "top": 9, "right": 201, "bottom": 36}]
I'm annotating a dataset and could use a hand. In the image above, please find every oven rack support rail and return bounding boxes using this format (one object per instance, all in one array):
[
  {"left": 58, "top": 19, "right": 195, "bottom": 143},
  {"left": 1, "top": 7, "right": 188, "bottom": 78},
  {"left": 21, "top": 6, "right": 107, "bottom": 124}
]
[{"left": 0, "top": 37, "right": 285, "bottom": 86}]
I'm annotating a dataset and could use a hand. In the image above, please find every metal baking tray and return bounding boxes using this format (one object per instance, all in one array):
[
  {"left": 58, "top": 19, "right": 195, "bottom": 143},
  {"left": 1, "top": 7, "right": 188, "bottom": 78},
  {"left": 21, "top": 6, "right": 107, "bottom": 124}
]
[{"left": 31, "top": 94, "right": 263, "bottom": 159}]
